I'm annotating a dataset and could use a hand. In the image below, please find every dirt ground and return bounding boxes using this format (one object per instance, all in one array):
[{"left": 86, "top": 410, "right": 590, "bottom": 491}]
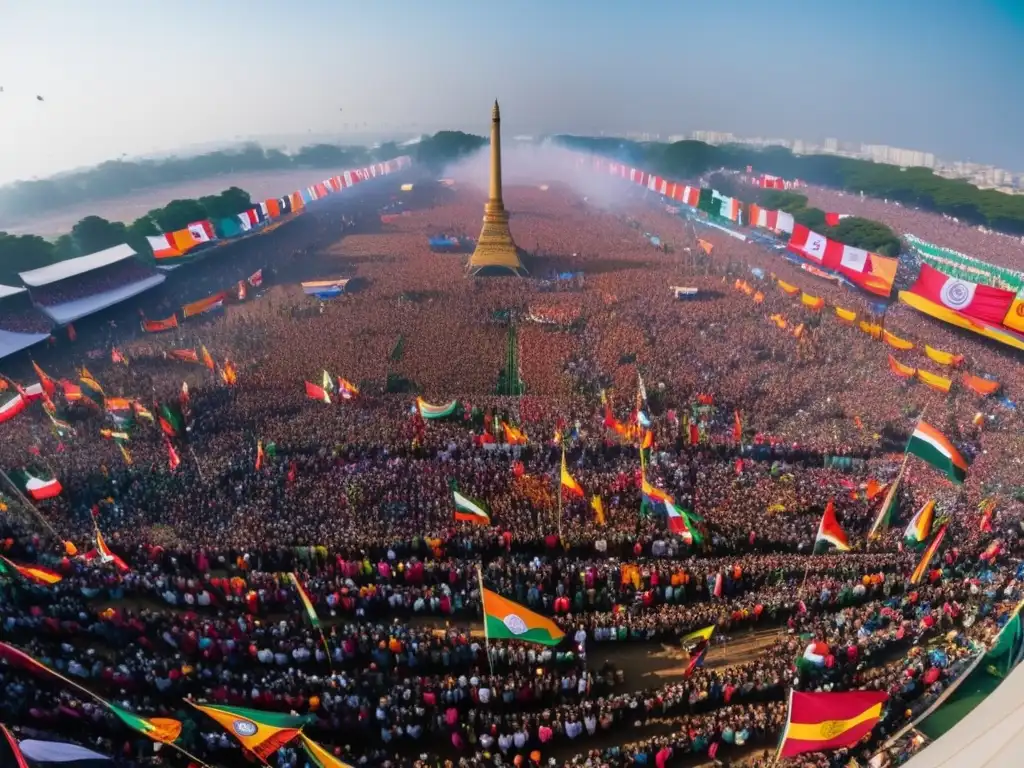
[{"left": 1, "top": 168, "right": 360, "bottom": 237}]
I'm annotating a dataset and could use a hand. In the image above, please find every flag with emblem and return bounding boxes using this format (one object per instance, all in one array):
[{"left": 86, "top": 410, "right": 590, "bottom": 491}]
[
  {"left": 481, "top": 586, "right": 565, "bottom": 646},
  {"left": 778, "top": 690, "right": 889, "bottom": 759},
  {"left": 187, "top": 702, "right": 311, "bottom": 760}
]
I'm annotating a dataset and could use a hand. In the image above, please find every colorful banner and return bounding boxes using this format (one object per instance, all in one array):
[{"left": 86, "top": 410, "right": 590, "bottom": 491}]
[
  {"left": 141, "top": 315, "right": 178, "bottom": 333},
  {"left": 182, "top": 292, "right": 227, "bottom": 318}
]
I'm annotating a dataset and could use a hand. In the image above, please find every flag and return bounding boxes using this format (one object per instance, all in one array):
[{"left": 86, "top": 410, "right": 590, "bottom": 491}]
[
  {"left": 560, "top": 452, "right": 584, "bottom": 498},
  {"left": 338, "top": 378, "right": 359, "bottom": 399},
  {"left": 237, "top": 280, "right": 247, "bottom": 301},
  {"left": 925, "top": 345, "right": 963, "bottom": 367},
  {"left": 132, "top": 401, "right": 153, "bottom": 421},
  {"left": 95, "top": 528, "right": 130, "bottom": 573},
  {"left": 107, "top": 702, "right": 183, "bottom": 744},
  {"left": 187, "top": 702, "right": 308, "bottom": 761},
  {"left": 502, "top": 422, "right": 528, "bottom": 445},
  {"left": 255, "top": 439, "right": 264, "bottom": 471},
  {"left": 169, "top": 349, "right": 200, "bottom": 364},
  {"left": 0, "top": 393, "right": 27, "bottom": 424},
  {"left": 321, "top": 370, "right": 335, "bottom": 393},
  {"left": 917, "top": 369, "right": 952, "bottom": 393},
  {"left": 778, "top": 690, "right": 889, "bottom": 759},
  {"left": 117, "top": 442, "right": 133, "bottom": 466},
  {"left": 288, "top": 572, "right": 320, "bottom": 629},
  {"left": 201, "top": 345, "right": 215, "bottom": 370},
  {"left": 158, "top": 403, "right": 183, "bottom": 437},
  {"left": 868, "top": 476, "right": 901, "bottom": 540},
  {"left": 79, "top": 371, "right": 105, "bottom": 404},
  {"left": 453, "top": 489, "right": 491, "bottom": 525},
  {"left": 248, "top": 268, "right": 264, "bottom": 287},
  {"left": 888, "top": 354, "right": 917, "bottom": 379},
  {"left": 641, "top": 472, "right": 673, "bottom": 508},
  {"left": 910, "top": 524, "right": 947, "bottom": 584},
  {"left": 222, "top": 359, "right": 238, "bottom": 385},
  {"left": 979, "top": 498, "right": 995, "bottom": 532},
  {"left": 963, "top": 373, "right": 1001, "bottom": 396},
  {"left": 685, "top": 640, "right": 708, "bottom": 676},
  {"left": 0, "top": 555, "right": 62, "bottom": 586},
  {"left": 907, "top": 421, "right": 969, "bottom": 483},
  {"left": 481, "top": 586, "right": 565, "bottom": 646},
  {"left": 141, "top": 315, "right": 178, "bottom": 333},
  {"left": 665, "top": 501, "right": 703, "bottom": 545},
  {"left": 12, "top": 470, "right": 62, "bottom": 501},
  {"left": 99, "top": 429, "right": 130, "bottom": 441},
  {"left": 300, "top": 734, "right": 354, "bottom": 768},
  {"left": 732, "top": 410, "right": 742, "bottom": 442},
  {"left": 814, "top": 500, "right": 850, "bottom": 552},
  {"left": 680, "top": 625, "right": 716, "bottom": 647},
  {"left": 903, "top": 499, "right": 935, "bottom": 548},
  {"left": 907, "top": 263, "right": 1016, "bottom": 326},
  {"left": 591, "top": 495, "right": 605, "bottom": 526},
  {"left": 165, "top": 437, "right": 181, "bottom": 471},
  {"left": 0, "top": 724, "right": 29, "bottom": 768},
  {"left": 32, "top": 361, "right": 57, "bottom": 398},
  {"left": 305, "top": 381, "right": 331, "bottom": 403},
  {"left": 111, "top": 347, "right": 127, "bottom": 365}
]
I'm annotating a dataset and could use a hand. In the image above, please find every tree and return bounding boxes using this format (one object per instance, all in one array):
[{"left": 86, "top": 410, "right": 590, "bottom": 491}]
[
  {"left": 198, "top": 187, "right": 252, "bottom": 220},
  {"left": 52, "top": 234, "right": 79, "bottom": 262},
  {"left": 415, "top": 131, "right": 487, "bottom": 169},
  {"left": 0, "top": 232, "right": 55, "bottom": 284},
  {"left": 151, "top": 199, "right": 209, "bottom": 233},
  {"left": 125, "top": 216, "right": 160, "bottom": 257},
  {"left": 70, "top": 215, "right": 127, "bottom": 255}
]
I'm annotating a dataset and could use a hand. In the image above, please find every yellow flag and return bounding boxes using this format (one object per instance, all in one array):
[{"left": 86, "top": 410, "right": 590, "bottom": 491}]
[
  {"left": 300, "top": 734, "right": 355, "bottom": 768},
  {"left": 188, "top": 702, "right": 305, "bottom": 760},
  {"left": 590, "top": 496, "right": 605, "bottom": 526}
]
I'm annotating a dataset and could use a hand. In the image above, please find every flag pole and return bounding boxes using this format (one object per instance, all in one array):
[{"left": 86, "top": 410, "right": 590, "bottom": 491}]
[
  {"left": 557, "top": 449, "right": 564, "bottom": 544},
  {"left": 476, "top": 565, "right": 495, "bottom": 677},
  {"left": 189, "top": 446, "right": 205, "bottom": 481}
]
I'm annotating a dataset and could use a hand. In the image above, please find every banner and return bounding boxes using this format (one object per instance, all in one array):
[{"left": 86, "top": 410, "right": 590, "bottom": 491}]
[
  {"left": 182, "top": 292, "right": 227, "bottom": 318},
  {"left": 141, "top": 315, "right": 178, "bottom": 333}
]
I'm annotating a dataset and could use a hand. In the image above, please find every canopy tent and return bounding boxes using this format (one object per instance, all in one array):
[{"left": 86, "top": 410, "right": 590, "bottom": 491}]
[
  {"left": 38, "top": 274, "right": 166, "bottom": 325},
  {"left": 0, "top": 284, "right": 28, "bottom": 299},
  {"left": 0, "top": 328, "right": 51, "bottom": 359},
  {"left": 18, "top": 244, "right": 137, "bottom": 287},
  {"left": 901, "top": 661, "right": 1024, "bottom": 768}
]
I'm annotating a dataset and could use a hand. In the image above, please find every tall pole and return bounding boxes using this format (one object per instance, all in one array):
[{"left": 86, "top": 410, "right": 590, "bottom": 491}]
[{"left": 477, "top": 565, "right": 495, "bottom": 676}]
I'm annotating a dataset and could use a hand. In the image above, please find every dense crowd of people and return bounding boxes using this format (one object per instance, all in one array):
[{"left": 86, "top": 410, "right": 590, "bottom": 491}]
[{"left": 0, "top": 165, "right": 1021, "bottom": 768}]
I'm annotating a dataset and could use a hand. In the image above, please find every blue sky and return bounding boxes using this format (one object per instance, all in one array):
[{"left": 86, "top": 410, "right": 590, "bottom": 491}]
[{"left": 0, "top": 0, "right": 1021, "bottom": 183}]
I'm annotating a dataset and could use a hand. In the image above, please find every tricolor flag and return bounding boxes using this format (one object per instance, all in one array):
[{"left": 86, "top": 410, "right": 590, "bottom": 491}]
[
  {"left": 304, "top": 381, "right": 331, "bottom": 403},
  {"left": 0, "top": 555, "right": 63, "bottom": 586},
  {"left": 453, "top": 488, "right": 491, "bottom": 525},
  {"left": 560, "top": 452, "right": 584, "bottom": 498},
  {"left": 685, "top": 640, "right": 708, "bottom": 676},
  {"left": 906, "top": 421, "right": 968, "bottom": 483},
  {"left": 868, "top": 475, "right": 901, "bottom": 540},
  {"left": 187, "top": 702, "right": 310, "bottom": 761},
  {"left": 0, "top": 393, "right": 27, "bottom": 424},
  {"left": 910, "top": 524, "right": 947, "bottom": 584},
  {"left": 665, "top": 501, "right": 703, "bottom": 545},
  {"left": 814, "top": 500, "right": 850, "bottom": 552},
  {"left": 481, "top": 586, "right": 565, "bottom": 646},
  {"left": 12, "top": 470, "right": 62, "bottom": 501},
  {"left": 641, "top": 472, "right": 673, "bottom": 508},
  {"left": 288, "top": 572, "right": 321, "bottom": 629},
  {"left": 679, "top": 624, "right": 716, "bottom": 647},
  {"left": 778, "top": 690, "right": 889, "bottom": 759},
  {"left": 903, "top": 499, "right": 935, "bottom": 549},
  {"left": 107, "top": 702, "right": 183, "bottom": 745},
  {"left": 299, "top": 733, "right": 354, "bottom": 768}
]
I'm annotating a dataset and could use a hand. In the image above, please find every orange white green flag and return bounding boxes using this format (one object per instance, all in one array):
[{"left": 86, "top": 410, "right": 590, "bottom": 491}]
[
  {"left": 903, "top": 499, "right": 935, "bottom": 548},
  {"left": 906, "top": 421, "right": 968, "bottom": 484},
  {"left": 778, "top": 690, "right": 888, "bottom": 759},
  {"left": 187, "top": 702, "right": 311, "bottom": 761},
  {"left": 481, "top": 586, "right": 565, "bottom": 647}
]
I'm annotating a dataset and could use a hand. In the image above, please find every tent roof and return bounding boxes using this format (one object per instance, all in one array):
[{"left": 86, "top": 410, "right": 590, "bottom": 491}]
[
  {"left": 0, "top": 328, "right": 51, "bottom": 360},
  {"left": 0, "top": 284, "right": 27, "bottom": 299},
  {"left": 19, "top": 243, "right": 137, "bottom": 287},
  {"left": 903, "top": 661, "right": 1024, "bottom": 768},
  {"left": 38, "top": 274, "right": 165, "bottom": 325}
]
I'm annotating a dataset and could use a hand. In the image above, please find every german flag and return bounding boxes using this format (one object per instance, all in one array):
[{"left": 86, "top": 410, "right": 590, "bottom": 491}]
[
  {"left": 778, "top": 690, "right": 889, "bottom": 759},
  {"left": 0, "top": 555, "right": 62, "bottom": 586}
]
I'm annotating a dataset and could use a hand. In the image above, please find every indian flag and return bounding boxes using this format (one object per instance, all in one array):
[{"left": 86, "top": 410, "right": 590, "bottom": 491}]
[
  {"left": 903, "top": 499, "right": 935, "bottom": 548},
  {"left": 453, "top": 489, "right": 490, "bottom": 525},
  {"left": 907, "top": 421, "right": 968, "bottom": 483},
  {"left": 481, "top": 586, "right": 565, "bottom": 646},
  {"left": 814, "top": 500, "right": 850, "bottom": 552}
]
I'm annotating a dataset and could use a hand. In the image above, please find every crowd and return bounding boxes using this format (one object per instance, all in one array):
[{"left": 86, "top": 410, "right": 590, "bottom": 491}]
[
  {"left": 0, "top": 167, "right": 1021, "bottom": 768},
  {"left": 0, "top": 293, "right": 53, "bottom": 335}
]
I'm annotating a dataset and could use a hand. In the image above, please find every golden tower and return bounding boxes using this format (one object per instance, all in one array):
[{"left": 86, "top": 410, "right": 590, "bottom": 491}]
[{"left": 467, "top": 100, "right": 525, "bottom": 276}]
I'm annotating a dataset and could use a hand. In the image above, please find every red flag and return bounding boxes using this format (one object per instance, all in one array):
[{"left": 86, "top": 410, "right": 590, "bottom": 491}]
[{"left": 287, "top": 461, "right": 297, "bottom": 483}]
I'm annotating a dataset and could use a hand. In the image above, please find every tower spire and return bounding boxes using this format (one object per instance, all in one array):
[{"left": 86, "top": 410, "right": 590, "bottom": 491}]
[{"left": 467, "top": 100, "right": 524, "bottom": 276}]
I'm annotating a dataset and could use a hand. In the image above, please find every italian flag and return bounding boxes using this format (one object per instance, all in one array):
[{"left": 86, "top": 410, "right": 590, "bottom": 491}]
[
  {"left": 814, "top": 500, "right": 850, "bottom": 552},
  {"left": 453, "top": 489, "right": 490, "bottom": 525},
  {"left": 906, "top": 421, "right": 968, "bottom": 483},
  {"left": 481, "top": 586, "right": 564, "bottom": 646},
  {"left": 14, "top": 470, "right": 62, "bottom": 501}
]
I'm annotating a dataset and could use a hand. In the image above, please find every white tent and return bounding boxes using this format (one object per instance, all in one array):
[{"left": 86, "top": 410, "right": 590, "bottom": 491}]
[{"left": 902, "top": 661, "right": 1024, "bottom": 768}]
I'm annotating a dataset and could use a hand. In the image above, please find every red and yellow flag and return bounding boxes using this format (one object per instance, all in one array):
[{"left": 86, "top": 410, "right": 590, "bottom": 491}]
[
  {"left": 778, "top": 690, "right": 889, "bottom": 759},
  {"left": 201, "top": 345, "right": 216, "bottom": 370},
  {"left": 0, "top": 555, "right": 62, "bottom": 585},
  {"left": 187, "top": 702, "right": 306, "bottom": 761},
  {"left": 560, "top": 452, "right": 584, "bottom": 498}
]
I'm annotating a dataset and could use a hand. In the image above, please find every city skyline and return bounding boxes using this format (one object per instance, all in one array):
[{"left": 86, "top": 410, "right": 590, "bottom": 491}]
[{"left": 1, "top": 0, "right": 1022, "bottom": 185}]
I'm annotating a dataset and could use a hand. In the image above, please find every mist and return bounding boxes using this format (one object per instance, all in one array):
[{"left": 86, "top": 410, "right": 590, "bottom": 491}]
[{"left": 440, "top": 141, "right": 640, "bottom": 210}]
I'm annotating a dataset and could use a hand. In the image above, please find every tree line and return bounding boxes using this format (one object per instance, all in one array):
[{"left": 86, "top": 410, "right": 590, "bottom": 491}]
[
  {"left": 0, "top": 187, "right": 252, "bottom": 285},
  {"left": 559, "top": 136, "right": 1024, "bottom": 236},
  {"left": 0, "top": 142, "right": 393, "bottom": 224}
]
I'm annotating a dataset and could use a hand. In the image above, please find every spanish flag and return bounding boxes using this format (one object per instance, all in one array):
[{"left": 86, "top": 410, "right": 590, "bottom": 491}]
[
  {"left": 560, "top": 452, "right": 584, "bottom": 498},
  {"left": 778, "top": 690, "right": 889, "bottom": 759},
  {"left": 187, "top": 702, "right": 310, "bottom": 761},
  {"left": 0, "top": 555, "right": 62, "bottom": 586}
]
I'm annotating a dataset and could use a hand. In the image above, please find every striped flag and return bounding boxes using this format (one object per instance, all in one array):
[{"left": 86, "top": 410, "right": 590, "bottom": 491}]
[
  {"left": 906, "top": 421, "right": 968, "bottom": 483},
  {"left": 453, "top": 488, "right": 491, "bottom": 525},
  {"left": 778, "top": 690, "right": 888, "bottom": 759},
  {"left": 911, "top": 524, "right": 948, "bottom": 585},
  {"left": 0, "top": 555, "right": 62, "bottom": 586},
  {"left": 288, "top": 572, "right": 321, "bottom": 629}
]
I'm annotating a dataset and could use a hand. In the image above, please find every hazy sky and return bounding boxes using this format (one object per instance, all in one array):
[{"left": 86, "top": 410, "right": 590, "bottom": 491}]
[{"left": 1, "top": 0, "right": 1022, "bottom": 184}]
